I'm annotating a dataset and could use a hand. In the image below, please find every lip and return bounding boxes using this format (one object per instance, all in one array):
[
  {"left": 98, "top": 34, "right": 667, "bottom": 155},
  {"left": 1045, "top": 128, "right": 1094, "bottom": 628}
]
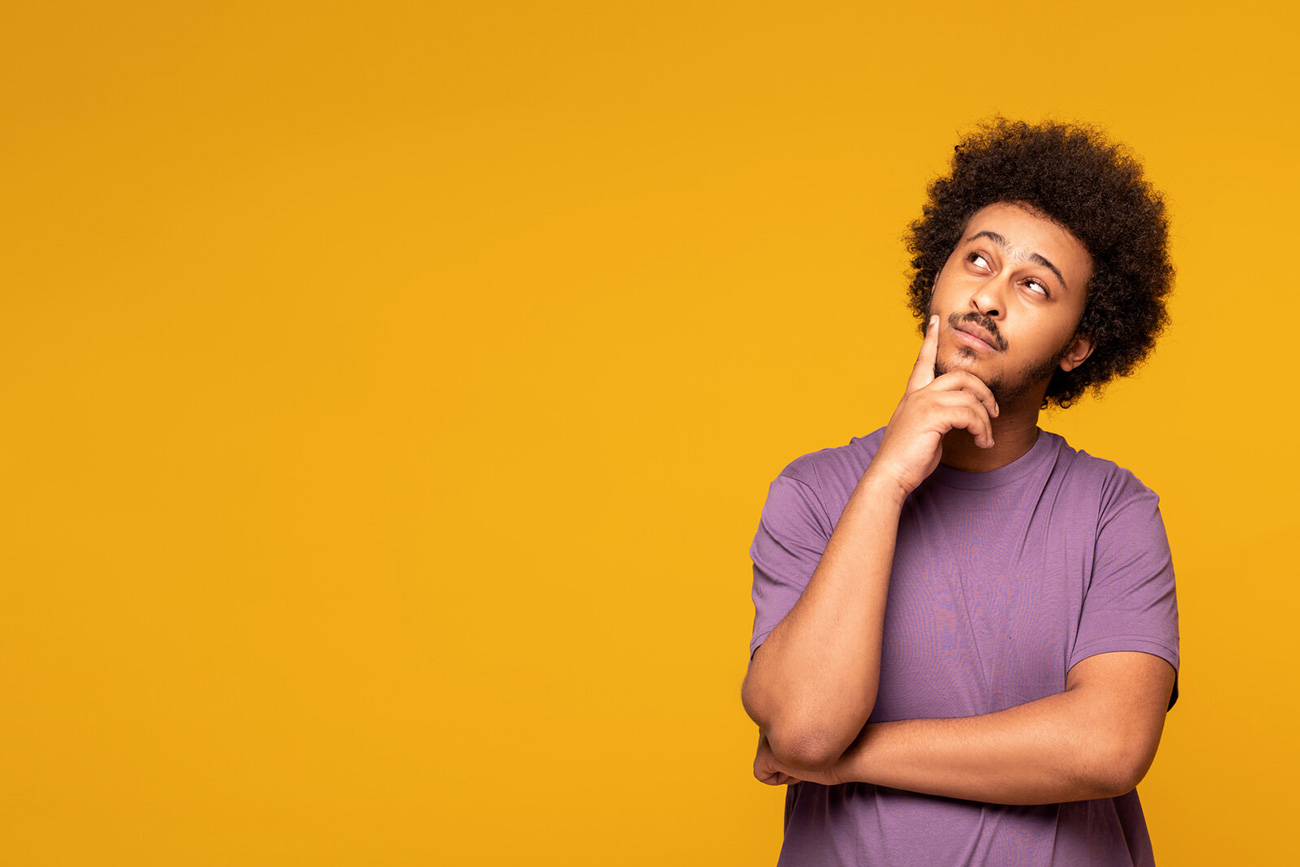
[{"left": 952, "top": 323, "right": 1002, "bottom": 353}]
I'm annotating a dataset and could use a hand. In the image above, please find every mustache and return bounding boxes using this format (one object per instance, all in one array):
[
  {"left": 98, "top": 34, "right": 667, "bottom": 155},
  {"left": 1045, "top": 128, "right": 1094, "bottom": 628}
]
[{"left": 948, "top": 312, "right": 1008, "bottom": 351}]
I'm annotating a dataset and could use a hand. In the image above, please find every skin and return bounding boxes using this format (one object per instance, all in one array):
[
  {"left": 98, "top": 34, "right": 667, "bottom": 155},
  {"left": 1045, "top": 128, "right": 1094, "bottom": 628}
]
[
  {"left": 742, "top": 201, "right": 1175, "bottom": 803},
  {"left": 925, "top": 201, "right": 1095, "bottom": 474}
]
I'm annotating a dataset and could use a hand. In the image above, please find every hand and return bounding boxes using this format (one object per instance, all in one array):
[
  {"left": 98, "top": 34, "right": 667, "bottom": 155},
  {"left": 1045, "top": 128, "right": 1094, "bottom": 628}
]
[
  {"left": 753, "top": 733, "right": 842, "bottom": 787},
  {"left": 867, "top": 316, "right": 1000, "bottom": 498}
]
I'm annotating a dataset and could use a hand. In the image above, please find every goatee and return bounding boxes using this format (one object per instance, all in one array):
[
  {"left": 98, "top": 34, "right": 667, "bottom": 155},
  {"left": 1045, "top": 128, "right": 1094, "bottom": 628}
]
[{"left": 934, "top": 341, "right": 1071, "bottom": 407}]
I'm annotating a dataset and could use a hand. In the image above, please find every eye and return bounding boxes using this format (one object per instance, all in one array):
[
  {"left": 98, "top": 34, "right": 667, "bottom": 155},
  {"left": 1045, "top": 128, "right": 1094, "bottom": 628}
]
[
  {"left": 967, "top": 251, "right": 991, "bottom": 270},
  {"left": 1024, "top": 277, "right": 1050, "bottom": 297}
]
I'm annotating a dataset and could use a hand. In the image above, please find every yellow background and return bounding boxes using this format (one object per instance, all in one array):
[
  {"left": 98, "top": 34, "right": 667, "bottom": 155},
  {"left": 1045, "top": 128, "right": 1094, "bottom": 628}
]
[{"left": 2, "top": 1, "right": 1295, "bottom": 864}]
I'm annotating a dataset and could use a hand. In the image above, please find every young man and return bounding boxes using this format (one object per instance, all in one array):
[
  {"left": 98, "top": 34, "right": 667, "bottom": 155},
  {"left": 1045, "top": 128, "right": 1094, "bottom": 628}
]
[{"left": 742, "top": 119, "right": 1179, "bottom": 866}]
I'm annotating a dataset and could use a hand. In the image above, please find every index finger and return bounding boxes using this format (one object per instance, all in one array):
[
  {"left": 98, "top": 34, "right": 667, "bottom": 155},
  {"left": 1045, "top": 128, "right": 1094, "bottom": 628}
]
[{"left": 905, "top": 315, "right": 940, "bottom": 394}]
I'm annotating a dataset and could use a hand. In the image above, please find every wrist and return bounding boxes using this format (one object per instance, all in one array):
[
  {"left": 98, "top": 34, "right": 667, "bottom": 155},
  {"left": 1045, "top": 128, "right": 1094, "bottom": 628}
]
[{"left": 857, "top": 465, "right": 912, "bottom": 510}]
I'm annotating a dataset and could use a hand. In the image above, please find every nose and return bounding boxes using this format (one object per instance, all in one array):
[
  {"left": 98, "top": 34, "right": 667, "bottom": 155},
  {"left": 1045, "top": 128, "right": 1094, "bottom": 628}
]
[{"left": 969, "top": 277, "right": 1005, "bottom": 319}]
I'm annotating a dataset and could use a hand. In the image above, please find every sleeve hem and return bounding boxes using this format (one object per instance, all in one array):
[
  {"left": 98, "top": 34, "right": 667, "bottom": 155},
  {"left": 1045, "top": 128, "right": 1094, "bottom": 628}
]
[{"left": 1067, "top": 637, "right": 1180, "bottom": 674}]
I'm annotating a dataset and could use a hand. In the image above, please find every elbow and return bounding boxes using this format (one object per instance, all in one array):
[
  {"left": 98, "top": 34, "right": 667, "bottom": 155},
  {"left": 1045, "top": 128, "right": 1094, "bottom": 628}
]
[
  {"left": 741, "top": 664, "right": 873, "bottom": 771},
  {"left": 742, "top": 680, "right": 853, "bottom": 769},
  {"left": 764, "top": 725, "right": 847, "bottom": 772},
  {"left": 1105, "top": 746, "right": 1158, "bottom": 798},
  {"left": 1077, "top": 734, "right": 1160, "bottom": 799},
  {"left": 744, "top": 710, "right": 866, "bottom": 772}
]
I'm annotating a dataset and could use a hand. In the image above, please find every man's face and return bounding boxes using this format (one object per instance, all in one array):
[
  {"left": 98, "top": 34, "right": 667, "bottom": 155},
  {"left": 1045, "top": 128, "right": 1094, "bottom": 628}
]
[{"left": 929, "top": 201, "right": 1095, "bottom": 408}]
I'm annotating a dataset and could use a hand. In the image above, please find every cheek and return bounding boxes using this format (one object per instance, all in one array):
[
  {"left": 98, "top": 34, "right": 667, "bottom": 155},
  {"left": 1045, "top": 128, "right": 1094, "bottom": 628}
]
[
  {"left": 928, "top": 260, "right": 963, "bottom": 304},
  {"left": 1022, "top": 322, "right": 1078, "bottom": 363}
]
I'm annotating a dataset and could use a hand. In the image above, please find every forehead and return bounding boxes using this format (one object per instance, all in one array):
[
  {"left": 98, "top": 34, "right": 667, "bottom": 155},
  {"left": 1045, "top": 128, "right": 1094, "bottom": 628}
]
[{"left": 959, "top": 202, "right": 1093, "bottom": 285}]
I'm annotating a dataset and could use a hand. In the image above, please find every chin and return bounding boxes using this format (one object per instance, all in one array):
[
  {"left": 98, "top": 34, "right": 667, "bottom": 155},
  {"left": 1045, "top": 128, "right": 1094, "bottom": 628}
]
[
  {"left": 934, "top": 349, "right": 989, "bottom": 381},
  {"left": 935, "top": 355, "right": 1014, "bottom": 404}
]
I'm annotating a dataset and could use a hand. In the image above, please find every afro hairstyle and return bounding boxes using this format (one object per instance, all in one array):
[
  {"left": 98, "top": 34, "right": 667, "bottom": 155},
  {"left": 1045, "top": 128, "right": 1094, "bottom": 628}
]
[{"left": 905, "top": 118, "right": 1174, "bottom": 408}]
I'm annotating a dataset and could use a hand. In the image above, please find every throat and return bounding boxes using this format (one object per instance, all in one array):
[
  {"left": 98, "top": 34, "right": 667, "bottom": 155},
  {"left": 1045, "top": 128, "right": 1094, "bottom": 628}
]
[{"left": 940, "top": 418, "right": 1041, "bottom": 473}]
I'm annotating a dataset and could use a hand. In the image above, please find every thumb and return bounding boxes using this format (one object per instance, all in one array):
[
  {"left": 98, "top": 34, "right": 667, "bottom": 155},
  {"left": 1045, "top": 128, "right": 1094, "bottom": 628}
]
[{"left": 906, "top": 315, "right": 940, "bottom": 393}]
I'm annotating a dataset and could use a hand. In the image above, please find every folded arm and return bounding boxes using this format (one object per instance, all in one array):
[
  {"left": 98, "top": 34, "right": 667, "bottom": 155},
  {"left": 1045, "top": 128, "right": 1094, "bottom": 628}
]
[
  {"left": 755, "top": 651, "right": 1176, "bottom": 805},
  {"left": 742, "top": 317, "right": 1000, "bottom": 770},
  {"left": 741, "top": 469, "right": 906, "bottom": 769}
]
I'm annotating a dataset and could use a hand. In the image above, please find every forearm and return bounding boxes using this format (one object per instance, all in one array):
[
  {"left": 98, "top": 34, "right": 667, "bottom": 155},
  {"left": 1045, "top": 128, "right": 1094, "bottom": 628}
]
[
  {"left": 841, "top": 694, "right": 1112, "bottom": 804},
  {"left": 833, "top": 673, "right": 1169, "bottom": 805},
  {"left": 741, "top": 468, "right": 906, "bottom": 767}
]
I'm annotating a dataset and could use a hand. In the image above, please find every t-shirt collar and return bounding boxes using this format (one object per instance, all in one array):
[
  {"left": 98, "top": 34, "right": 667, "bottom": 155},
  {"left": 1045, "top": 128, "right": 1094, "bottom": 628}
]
[{"left": 927, "top": 428, "right": 1060, "bottom": 490}]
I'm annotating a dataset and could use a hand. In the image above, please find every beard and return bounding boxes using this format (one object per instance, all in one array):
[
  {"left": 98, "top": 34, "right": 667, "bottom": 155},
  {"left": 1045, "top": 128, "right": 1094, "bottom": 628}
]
[{"left": 935, "top": 338, "right": 1071, "bottom": 407}]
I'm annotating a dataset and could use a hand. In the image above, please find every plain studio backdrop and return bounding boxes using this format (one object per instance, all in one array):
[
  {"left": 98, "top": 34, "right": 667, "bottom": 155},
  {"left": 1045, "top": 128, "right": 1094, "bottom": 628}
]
[{"left": 1, "top": 1, "right": 1294, "bottom": 864}]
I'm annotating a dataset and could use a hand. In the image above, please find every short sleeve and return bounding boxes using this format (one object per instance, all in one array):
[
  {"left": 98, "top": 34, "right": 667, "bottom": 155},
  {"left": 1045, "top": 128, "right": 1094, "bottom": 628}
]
[
  {"left": 1069, "top": 474, "right": 1181, "bottom": 707},
  {"left": 749, "top": 471, "right": 833, "bottom": 658}
]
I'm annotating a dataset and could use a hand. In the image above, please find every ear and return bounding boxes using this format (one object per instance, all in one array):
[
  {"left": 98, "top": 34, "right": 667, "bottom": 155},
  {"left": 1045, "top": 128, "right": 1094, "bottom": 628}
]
[{"left": 1058, "top": 332, "right": 1094, "bottom": 372}]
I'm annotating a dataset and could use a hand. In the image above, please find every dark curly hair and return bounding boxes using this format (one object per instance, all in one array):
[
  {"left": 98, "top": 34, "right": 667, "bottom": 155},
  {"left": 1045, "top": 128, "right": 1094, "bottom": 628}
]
[{"left": 905, "top": 118, "right": 1174, "bottom": 408}]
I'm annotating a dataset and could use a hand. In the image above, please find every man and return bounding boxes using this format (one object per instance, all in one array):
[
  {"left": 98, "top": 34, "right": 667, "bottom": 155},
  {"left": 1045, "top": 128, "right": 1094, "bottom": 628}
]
[{"left": 742, "top": 119, "right": 1179, "bottom": 866}]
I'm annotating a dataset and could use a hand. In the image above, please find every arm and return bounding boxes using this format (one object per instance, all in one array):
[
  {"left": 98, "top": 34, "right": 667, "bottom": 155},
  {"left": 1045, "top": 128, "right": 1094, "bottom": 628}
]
[
  {"left": 741, "top": 466, "right": 907, "bottom": 769},
  {"left": 742, "top": 317, "right": 999, "bottom": 769},
  {"left": 755, "top": 651, "right": 1176, "bottom": 805}
]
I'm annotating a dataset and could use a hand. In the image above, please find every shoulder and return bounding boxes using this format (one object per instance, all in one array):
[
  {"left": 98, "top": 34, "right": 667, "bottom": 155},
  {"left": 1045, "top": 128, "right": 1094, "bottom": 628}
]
[
  {"left": 764, "top": 429, "right": 885, "bottom": 528},
  {"left": 1043, "top": 432, "right": 1163, "bottom": 517},
  {"left": 776, "top": 428, "right": 884, "bottom": 493}
]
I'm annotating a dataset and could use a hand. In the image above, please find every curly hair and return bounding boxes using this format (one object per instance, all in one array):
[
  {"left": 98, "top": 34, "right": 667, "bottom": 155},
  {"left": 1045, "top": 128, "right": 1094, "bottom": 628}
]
[{"left": 905, "top": 118, "right": 1174, "bottom": 408}]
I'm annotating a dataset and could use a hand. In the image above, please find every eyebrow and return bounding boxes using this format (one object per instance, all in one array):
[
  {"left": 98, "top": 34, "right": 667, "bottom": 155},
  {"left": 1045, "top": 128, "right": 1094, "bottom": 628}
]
[{"left": 964, "top": 230, "right": 1068, "bottom": 292}]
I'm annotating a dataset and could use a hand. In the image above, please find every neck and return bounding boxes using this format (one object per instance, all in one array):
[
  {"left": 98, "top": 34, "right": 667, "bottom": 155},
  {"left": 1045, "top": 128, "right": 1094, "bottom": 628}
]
[{"left": 940, "top": 405, "right": 1042, "bottom": 473}]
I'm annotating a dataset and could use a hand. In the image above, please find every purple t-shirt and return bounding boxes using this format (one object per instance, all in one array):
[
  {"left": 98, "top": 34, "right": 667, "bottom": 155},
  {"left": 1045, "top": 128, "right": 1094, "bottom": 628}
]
[{"left": 749, "top": 428, "right": 1180, "bottom": 867}]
